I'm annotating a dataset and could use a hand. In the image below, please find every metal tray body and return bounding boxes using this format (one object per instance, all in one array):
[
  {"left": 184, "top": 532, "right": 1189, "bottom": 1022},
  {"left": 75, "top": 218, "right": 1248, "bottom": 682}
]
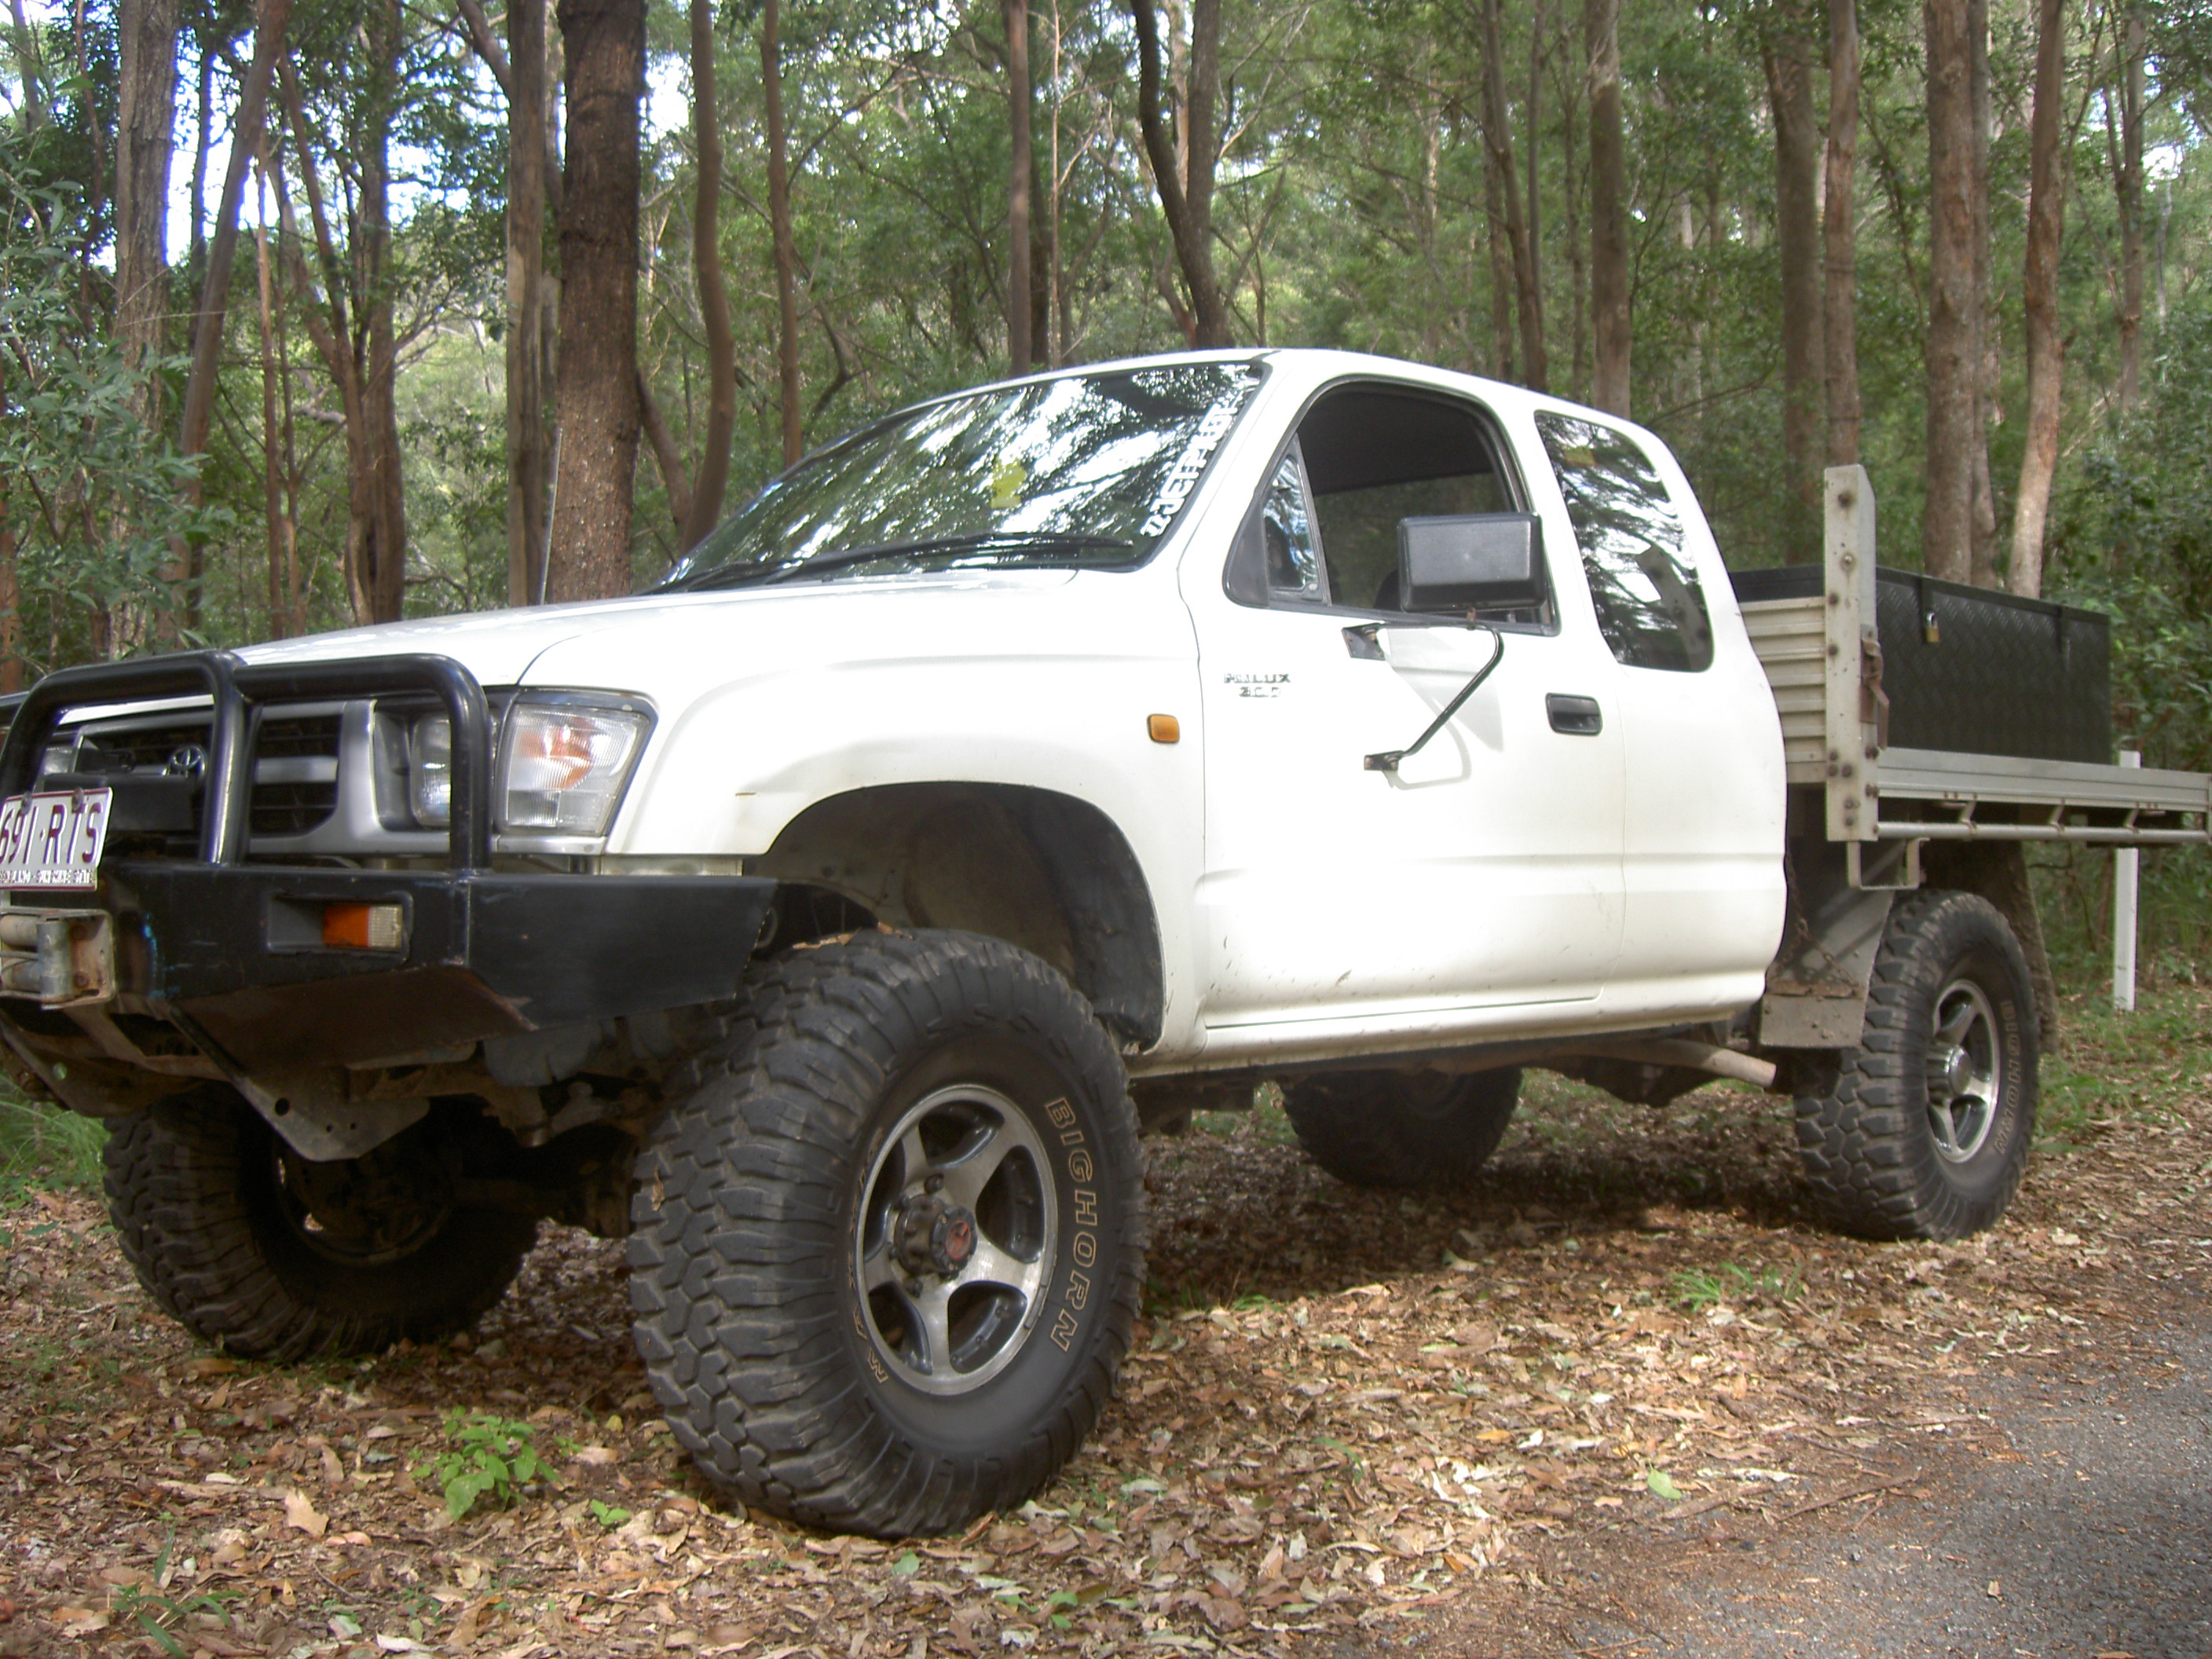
[{"left": 1730, "top": 565, "right": 2111, "bottom": 765}]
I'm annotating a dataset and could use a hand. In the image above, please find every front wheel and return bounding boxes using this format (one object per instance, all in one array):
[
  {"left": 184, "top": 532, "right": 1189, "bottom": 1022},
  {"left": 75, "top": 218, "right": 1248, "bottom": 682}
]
[
  {"left": 1794, "top": 891, "right": 2039, "bottom": 1240},
  {"left": 627, "top": 929, "right": 1146, "bottom": 1537},
  {"left": 103, "top": 1088, "right": 537, "bottom": 1360}
]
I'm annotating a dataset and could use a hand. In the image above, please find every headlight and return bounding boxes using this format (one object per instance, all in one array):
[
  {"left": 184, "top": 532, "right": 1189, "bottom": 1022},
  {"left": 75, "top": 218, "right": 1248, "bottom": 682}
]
[
  {"left": 497, "top": 699, "right": 650, "bottom": 835},
  {"left": 399, "top": 695, "right": 650, "bottom": 838},
  {"left": 409, "top": 712, "right": 452, "bottom": 826}
]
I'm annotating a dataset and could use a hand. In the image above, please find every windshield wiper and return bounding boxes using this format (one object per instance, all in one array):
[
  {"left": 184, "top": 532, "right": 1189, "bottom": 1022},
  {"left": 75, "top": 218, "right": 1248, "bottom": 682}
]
[{"left": 674, "top": 531, "right": 1130, "bottom": 591}]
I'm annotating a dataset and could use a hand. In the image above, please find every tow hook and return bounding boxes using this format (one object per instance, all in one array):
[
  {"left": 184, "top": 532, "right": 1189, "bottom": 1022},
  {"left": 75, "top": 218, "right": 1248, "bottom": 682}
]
[{"left": 0, "top": 910, "right": 114, "bottom": 1006}]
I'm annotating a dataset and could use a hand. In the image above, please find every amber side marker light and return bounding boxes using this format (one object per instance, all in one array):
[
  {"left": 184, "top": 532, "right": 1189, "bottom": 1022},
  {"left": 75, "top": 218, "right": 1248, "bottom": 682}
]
[
  {"left": 323, "top": 902, "right": 405, "bottom": 951},
  {"left": 1147, "top": 713, "right": 1181, "bottom": 744}
]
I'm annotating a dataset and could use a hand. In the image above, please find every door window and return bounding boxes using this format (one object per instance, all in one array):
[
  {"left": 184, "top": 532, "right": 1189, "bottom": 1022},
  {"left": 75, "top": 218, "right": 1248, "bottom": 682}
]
[
  {"left": 1536, "top": 412, "right": 1713, "bottom": 672},
  {"left": 1226, "top": 385, "right": 1530, "bottom": 620}
]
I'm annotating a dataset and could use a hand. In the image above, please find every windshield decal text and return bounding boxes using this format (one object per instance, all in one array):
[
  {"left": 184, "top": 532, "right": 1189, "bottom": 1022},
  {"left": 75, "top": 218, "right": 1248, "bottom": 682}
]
[{"left": 1139, "top": 382, "right": 1254, "bottom": 537}]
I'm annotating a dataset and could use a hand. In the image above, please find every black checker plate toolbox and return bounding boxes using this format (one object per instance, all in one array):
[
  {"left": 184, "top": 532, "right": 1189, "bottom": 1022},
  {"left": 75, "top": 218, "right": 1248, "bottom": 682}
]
[{"left": 1730, "top": 565, "right": 2111, "bottom": 765}]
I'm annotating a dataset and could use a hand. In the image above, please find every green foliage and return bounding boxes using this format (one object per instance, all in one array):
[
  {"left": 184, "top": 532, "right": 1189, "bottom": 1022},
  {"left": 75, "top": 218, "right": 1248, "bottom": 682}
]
[
  {"left": 1669, "top": 1262, "right": 1804, "bottom": 1313},
  {"left": 2038, "top": 987, "right": 2210, "bottom": 1152},
  {"left": 108, "top": 1581, "right": 239, "bottom": 1658},
  {"left": 0, "top": 1086, "right": 107, "bottom": 1207},
  {"left": 416, "top": 1411, "right": 558, "bottom": 1519},
  {"left": 0, "top": 123, "right": 213, "bottom": 668},
  {"left": 587, "top": 1499, "right": 632, "bottom": 1530},
  {"left": 2035, "top": 295, "right": 2212, "bottom": 982}
]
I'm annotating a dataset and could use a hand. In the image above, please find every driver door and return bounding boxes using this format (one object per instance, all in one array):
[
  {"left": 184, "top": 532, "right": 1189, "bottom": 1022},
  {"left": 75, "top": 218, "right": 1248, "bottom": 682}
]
[{"left": 1185, "top": 383, "right": 1628, "bottom": 1034}]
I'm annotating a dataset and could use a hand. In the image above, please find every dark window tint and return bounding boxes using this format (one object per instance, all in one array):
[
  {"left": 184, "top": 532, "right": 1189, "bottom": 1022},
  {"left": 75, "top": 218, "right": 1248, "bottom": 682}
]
[
  {"left": 1300, "top": 388, "right": 1510, "bottom": 610},
  {"left": 1536, "top": 413, "right": 1712, "bottom": 672}
]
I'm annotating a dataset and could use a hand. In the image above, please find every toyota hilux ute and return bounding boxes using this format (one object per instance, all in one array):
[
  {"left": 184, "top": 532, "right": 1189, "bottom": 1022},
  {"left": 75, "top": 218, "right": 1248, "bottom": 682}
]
[{"left": 2, "top": 349, "right": 2203, "bottom": 1537}]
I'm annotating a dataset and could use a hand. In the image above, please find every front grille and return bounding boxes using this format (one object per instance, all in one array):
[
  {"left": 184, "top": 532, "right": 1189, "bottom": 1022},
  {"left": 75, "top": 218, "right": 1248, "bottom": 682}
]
[
  {"left": 66, "top": 709, "right": 343, "bottom": 841},
  {"left": 248, "top": 713, "right": 342, "bottom": 835}
]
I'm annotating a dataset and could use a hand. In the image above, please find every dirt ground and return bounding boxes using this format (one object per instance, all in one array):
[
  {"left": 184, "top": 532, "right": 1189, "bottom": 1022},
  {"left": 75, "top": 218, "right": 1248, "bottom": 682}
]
[{"left": 2, "top": 990, "right": 2207, "bottom": 1659}]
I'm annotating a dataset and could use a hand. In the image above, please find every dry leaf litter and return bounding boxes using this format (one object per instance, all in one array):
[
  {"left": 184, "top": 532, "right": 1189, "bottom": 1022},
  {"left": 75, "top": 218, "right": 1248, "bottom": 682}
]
[{"left": 2, "top": 990, "right": 2207, "bottom": 1659}]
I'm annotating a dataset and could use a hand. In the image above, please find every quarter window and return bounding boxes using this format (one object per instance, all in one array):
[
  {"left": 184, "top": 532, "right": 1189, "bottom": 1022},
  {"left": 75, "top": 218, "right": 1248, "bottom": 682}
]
[
  {"left": 1258, "top": 446, "right": 1327, "bottom": 602},
  {"left": 1536, "top": 413, "right": 1713, "bottom": 672}
]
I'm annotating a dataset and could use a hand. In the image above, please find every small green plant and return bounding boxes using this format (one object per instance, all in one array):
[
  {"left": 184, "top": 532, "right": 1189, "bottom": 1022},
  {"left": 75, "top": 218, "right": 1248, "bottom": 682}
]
[
  {"left": 1670, "top": 1262, "right": 1804, "bottom": 1312},
  {"left": 416, "top": 1412, "right": 558, "bottom": 1519},
  {"left": 587, "top": 1499, "right": 632, "bottom": 1530},
  {"left": 108, "top": 1570, "right": 237, "bottom": 1659},
  {"left": 0, "top": 1090, "right": 108, "bottom": 1205}
]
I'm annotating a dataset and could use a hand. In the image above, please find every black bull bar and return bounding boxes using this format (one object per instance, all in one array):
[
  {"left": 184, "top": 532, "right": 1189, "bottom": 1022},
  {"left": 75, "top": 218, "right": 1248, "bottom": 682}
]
[{"left": 0, "top": 650, "right": 776, "bottom": 1075}]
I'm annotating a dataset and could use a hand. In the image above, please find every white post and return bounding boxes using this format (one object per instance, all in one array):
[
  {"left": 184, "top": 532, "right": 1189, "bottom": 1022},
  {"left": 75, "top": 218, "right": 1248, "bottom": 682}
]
[{"left": 2115, "top": 749, "right": 2141, "bottom": 1013}]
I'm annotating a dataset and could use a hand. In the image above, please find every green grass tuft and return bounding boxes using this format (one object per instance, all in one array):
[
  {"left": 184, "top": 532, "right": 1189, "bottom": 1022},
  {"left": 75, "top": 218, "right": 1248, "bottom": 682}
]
[{"left": 0, "top": 1086, "right": 108, "bottom": 1206}]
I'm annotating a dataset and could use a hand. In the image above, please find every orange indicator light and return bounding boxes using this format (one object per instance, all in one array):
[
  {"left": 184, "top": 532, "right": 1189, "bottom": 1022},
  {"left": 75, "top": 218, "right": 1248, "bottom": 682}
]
[
  {"left": 1147, "top": 714, "right": 1181, "bottom": 744},
  {"left": 323, "top": 902, "right": 405, "bottom": 950}
]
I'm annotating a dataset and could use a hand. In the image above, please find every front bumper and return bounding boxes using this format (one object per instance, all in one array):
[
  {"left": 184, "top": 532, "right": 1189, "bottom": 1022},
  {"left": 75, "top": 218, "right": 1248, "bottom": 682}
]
[
  {"left": 0, "top": 650, "right": 777, "bottom": 1087},
  {"left": 83, "top": 861, "right": 776, "bottom": 1074}
]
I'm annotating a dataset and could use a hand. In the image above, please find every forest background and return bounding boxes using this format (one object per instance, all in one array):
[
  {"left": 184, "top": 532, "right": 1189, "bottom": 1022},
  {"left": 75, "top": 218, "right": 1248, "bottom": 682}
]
[{"left": 0, "top": 0, "right": 2209, "bottom": 973}]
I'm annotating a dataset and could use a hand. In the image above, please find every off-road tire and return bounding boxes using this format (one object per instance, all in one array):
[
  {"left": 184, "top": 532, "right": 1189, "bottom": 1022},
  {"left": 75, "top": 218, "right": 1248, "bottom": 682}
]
[
  {"left": 103, "top": 1087, "right": 537, "bottom": 1360},
  {"left": 626, "top": 928, "right": 1147, "bottom": 1538},
  {"left": 1282, "top": 1068, "right": 1522, "bottom": 1188},
  {"left": 1794, "top": 890, "right": 2039, "bottom": 1241}
]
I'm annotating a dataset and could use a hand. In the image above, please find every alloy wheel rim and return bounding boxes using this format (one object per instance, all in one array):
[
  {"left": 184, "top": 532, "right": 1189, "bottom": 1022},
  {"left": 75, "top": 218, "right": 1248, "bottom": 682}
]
[
  {"left": 1925, "top": 977, "right": 2002, "bottom": 1163},
  {"left": 854, "top": 1083, "right": 1057, "bottom": 1396}
]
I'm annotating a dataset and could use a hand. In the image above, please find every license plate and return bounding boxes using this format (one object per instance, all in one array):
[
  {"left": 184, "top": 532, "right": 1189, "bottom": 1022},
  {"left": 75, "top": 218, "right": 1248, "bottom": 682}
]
[{"left": 0, "top": 788, "right": 114, "bottom": 890}]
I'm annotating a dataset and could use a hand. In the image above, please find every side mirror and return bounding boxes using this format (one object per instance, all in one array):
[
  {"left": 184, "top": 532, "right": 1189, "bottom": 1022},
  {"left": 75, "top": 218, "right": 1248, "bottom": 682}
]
[{"left": 1397, "top": 513, "right": 1547, "bottom": 613}]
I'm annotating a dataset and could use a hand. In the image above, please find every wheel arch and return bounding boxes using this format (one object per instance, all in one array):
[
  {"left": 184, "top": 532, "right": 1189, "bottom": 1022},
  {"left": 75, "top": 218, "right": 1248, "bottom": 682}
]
[{"left": 753, "top": 782, "right": 1166, "bottom": 1048}]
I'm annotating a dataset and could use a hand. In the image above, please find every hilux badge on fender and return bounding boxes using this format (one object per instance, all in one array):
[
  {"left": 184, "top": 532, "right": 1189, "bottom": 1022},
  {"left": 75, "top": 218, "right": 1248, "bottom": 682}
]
[{"left": 1224, "top": 672, "right": 1288, "bottom": 698}]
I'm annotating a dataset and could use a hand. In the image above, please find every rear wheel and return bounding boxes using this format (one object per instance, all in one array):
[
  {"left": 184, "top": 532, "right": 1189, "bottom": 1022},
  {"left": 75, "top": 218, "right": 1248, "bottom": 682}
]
[
  {"left": 1794, "top": 891, "right": 2038, "bottom": 1240},
  {"left": 1282, "top": 1068, "right": 1522, "bottom": 1189},
  {"left": 626, "top": 928, "right": 1145, "bottom": 1537},
  {"left": 103, "top": 1088, "right": 537, "bottom": 1360}
]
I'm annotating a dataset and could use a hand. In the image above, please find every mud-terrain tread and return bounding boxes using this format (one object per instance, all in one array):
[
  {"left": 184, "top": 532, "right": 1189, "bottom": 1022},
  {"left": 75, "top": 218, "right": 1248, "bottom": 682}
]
[
  {"left": 104, "top": 1087, "right": 537, "bottom": 1361},
  {"left": 1282, "top": 1068, "right": 1522, "bottom": 1189},
  {"left": 626, "top": 928, "right": 1147, "bottom": 1538},
  {"left": 1793, "top": 890, "right": 2039, "bottom": 1241}
]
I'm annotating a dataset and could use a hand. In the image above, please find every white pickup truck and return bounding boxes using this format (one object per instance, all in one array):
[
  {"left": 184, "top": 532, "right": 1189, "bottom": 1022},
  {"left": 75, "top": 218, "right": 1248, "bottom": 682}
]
[{"left": 2, "top": 349, "right": 2203, "bottom": 1536}]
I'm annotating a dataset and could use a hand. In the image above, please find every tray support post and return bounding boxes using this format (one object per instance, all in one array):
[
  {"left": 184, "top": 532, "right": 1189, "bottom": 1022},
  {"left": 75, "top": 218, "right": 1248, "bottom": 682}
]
[{"left": 1824, "top": 464, "right": 1880, "bottom": 841}]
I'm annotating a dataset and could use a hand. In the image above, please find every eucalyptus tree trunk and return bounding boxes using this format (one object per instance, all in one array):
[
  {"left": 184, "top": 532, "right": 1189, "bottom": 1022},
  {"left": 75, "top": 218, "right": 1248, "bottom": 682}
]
[
  {"left": 1967, "top": 0, "right": 1998, "bottom": 587},
  {"left": 2111, "top": 5, "right": 2145, "bottom": 409},
  {"left": 1005, "top": 0, "right": 1033, "bottom": 375},
  {"left": 0, "top": 350, "right": 18, "bottom": 691},
  {"left": 361, "top": 0, "right": 407, "bottom": 623},
  {"left": 1763, "top": 5, "right": 1823, "bottom": 562},
  {"left": 1585, "top": 0, "right": 1628, "bottom": 414},
  {"left": 113, "top": 0, "right": 178, "bottom": 414},
  {"left": 178, "top": 0, "right": 294, "bottom": 468},
  {"left": 252, "top": 162, "right": 299, "bottom": 639},
  {"left": 1131, "top": 0, "right": 1229, "bottom": 347},
  {"left": 1922, "top": 0, "right": 1978, "bottom": 584},
  {"left": 1481, "top": 0, "right": 1545, "bottom": 391},
  {"left": 762, "top": 0, "right": 802, "bottom": 465},
  {"left": 1823, "top": 0, "right": 1861, "bottom": 465},
  {"left": 507, "top": 0, "right": 551, "bottom": 602},
  {"left": 680, "top": 0, "right": 736, "bottom": 548},
  {"left": 1481, "top": 141, "right": 1515, "bottom": 383},
  {"left": 2009, "top": 0, "right": 2067, "bottom": 600},
  {"left": 549, "top": 0, "right": 644, "bottom": 599}
]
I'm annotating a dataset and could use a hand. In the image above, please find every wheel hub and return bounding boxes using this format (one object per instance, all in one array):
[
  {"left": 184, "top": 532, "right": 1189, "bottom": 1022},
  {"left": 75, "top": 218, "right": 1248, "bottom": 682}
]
[
  {"left": 854, "top": 1083, "right": 1057, "bottom": 1396},
  {"left": 1932, "top": 1042, "right": 1975, "bottom": 1097},
  {"left": 894, "top": 1194, "right": 980, "bottom": 1278},
  {"left": 1925, "top": 976, "right": 2003, "bottom": 1164}
]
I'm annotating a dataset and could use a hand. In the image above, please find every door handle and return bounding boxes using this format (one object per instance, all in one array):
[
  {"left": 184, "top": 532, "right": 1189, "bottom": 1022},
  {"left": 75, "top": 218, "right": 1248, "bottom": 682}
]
[{"left": 1546, "top": 694, "right": 1603, "bottom": 736}]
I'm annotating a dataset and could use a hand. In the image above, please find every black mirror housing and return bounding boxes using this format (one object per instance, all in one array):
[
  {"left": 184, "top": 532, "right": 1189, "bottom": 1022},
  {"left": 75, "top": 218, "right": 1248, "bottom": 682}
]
[{"left": 1397, "top": 513, "right": 1547, "bottom": 613}]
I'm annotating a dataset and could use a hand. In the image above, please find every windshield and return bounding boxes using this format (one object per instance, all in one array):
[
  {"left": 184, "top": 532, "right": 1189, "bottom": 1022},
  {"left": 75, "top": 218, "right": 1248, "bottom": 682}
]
[{"left": 658, "top": 361, "right": 1262, "bottom": 590}]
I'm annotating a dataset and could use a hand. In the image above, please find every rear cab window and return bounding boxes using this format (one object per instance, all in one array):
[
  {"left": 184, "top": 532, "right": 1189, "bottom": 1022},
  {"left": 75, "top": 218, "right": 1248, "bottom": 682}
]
[{"left": 1535, "top": 412, "right": 1713, "bottom": 672}]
